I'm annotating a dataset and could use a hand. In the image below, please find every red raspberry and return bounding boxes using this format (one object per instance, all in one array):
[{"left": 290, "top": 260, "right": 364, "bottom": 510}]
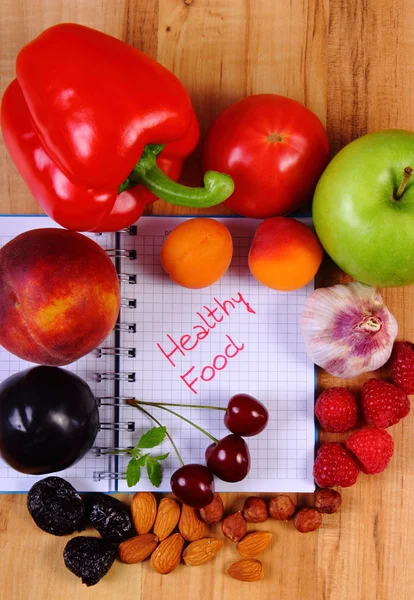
[
  {"left": 315, "top": 387, "right": 358, "bottom": 432},
  {"left": 313, "top": 443, "right": 359, "bottom": 488},
  {"left": 362, "top": 378, "right": 410, "bottom": 428},
  {"left": 390, "top": 341, "right": 414, "bottom": 395},
  {"left": 346, "top": 427, "right": 394, "bottom": 474}
]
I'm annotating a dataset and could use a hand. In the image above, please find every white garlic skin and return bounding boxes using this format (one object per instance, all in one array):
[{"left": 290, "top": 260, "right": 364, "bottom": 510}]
[{"left": 300, "top": 282, "right": 398, "bottom": 378}]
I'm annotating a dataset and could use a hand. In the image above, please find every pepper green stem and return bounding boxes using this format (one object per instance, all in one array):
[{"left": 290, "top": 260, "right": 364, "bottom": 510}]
[
  {"left": 118, "top": 144, "right": 234, "bottom": 207},
  {"left": 131, "top": 402, "right": 184, "bottom": 467},
  {"left": 127, "top": 398, "right": 219, "bottom": 444},
  {"left": 127, "top": 398, "right": 226, "bottom": 411}
]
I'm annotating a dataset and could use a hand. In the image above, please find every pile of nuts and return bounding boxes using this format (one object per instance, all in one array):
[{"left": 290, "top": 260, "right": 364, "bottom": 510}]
[{"left": 119, "top": 488, "right": 342, "bottom": 582}]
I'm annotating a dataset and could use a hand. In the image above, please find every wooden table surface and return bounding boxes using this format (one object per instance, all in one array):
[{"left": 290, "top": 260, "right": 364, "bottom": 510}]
[{"left": 1, "top": 1, "right": 413, "bottom": 599}]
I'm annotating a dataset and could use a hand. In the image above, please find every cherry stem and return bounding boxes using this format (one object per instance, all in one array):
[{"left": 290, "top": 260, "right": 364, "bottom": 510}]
[
  {"left": 128, "top": 398, "right": 219, "bottom": 444},
  {"left": 132, "top": 403, "right": 184, "bottom": 467},
  {"left": 127, "top": 398, "right": 226, "bottom": 411},
  {"left": 395, "top": 166, "right": 413, "bottom": 199}
]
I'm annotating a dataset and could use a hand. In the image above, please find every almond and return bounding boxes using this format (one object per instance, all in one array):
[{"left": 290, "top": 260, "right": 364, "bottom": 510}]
[
  {"left": 178, "top": 504, "right": 205, "bottom": 541},
  {"left": 183, "top": 537, "right": 223, "bottom": 566},
  {"left": 199, "top": 493, "right": 224, "bottom": 524},
  {"left": 118, "top": 533, "right": 159, "bottom": 564},
  {"left": 153, "top": 497, "right": 181, "bottom": 540},
  {"left": 150, "top": 533, "right": 185, "bottom": 574},
  {"left": 236, "top": 531, "right": 273, "bottom": 558},
  {"left": 228, "top": 558, "right": 264, "bottom": 582},
  {"left": 131, "top": 492, "right": 157, "bottom": 534}
]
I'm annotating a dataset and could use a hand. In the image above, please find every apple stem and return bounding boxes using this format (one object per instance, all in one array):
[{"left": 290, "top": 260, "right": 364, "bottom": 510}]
[
  {"left": 395, "top": 166, "right": 413, "bottom": 199},
  {"left": 132, "top": 402, "right": 185, "bottom": 466},
  {"left": 128, "top": 398, "right": 219, "bottom": 444},
  {"left": 126, "top": 398, "right": 226, "bottom": 411}
]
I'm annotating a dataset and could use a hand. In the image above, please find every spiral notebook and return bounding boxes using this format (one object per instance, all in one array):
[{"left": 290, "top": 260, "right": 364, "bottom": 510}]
[{"left": 0, "top": 215, "right": 316, "bottom": 494}]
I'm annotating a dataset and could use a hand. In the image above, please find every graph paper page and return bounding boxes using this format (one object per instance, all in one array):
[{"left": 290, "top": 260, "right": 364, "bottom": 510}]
[
  {"left": 117, "top": 217, "right": 316, "bottom": 493},
  {"left": 0, "top": 216, "right": 117, "bottom": 493}
]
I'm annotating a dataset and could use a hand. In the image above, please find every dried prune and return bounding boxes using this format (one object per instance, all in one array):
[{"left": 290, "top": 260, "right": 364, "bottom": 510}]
[
  {"left": 85, "top": 493, "right": 135, "bottom": 543},
  {"left": 27, "top": 477, "right": 85, "bottom": 536},
  {"left": 63, "top": 536, "right": 116, "bottom": 586}
]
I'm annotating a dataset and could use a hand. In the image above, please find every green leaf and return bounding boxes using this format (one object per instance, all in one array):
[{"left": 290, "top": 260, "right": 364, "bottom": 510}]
[
  {"left": 129, "top": 447, "right": 141, "bottom": 460},
  {"left": 151, "top": 453, "right": 170, "bottom": 461},
  {"left": 137, "top": 453, "right": 150, "bottom": 466},
  {"left": 146, "top": 458, "right": 163, "bottom": 488},
  {"left": 137, "top": 426, "right": 167, "bottom": 449},
  {"left": 126, "top": 458, "right": 141, "bottom": 487}
]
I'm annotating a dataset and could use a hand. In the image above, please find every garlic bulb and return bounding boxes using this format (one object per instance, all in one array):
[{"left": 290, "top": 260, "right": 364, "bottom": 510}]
[{"left": 300, "top": 282, "right": 398, "bottom": 378}]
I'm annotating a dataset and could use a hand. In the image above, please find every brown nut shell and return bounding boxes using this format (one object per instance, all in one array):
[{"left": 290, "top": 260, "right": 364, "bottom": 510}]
[
  {"left": 199, "top": 493, "right": 224, "bottom": 524},
  {"left": 221, "top": 511, "right": 247, "bottom": 542},
  {"left": 242, "top": 497, "right": 268, "bottom": 523},
  {"left": 315, "top": 488, "right": 342, "bottom": 514},
  {"left": 269, "top": 495, "right": 296, "bottom": 520},
  {"left": 293, "top": 508, "right": 322, "bottom": 533}
]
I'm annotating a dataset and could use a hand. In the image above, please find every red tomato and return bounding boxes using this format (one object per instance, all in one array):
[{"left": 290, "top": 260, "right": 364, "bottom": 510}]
[{"left": 202, "top": 94, "right": 330, "bottom": 218}]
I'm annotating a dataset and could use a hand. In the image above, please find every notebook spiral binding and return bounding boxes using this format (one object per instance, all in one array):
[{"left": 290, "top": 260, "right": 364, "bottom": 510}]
[
  {"left": 94, "top": 227, "right": 138, "bottom": 485},
  {"left": 93, "top": 471, "right": 126, "bottom": 482},
  {"left": 118, "top": 273, "right": 137, "bottom": 284},
  {"left": 96, "top": 396, "right": 133, "bottom": 407},
  {"left": 94, "top": 347, "right": 136, "bottom": 358},
  {"left": 94, "top": 370, "right": 136, "bottom": 383},
  {"left": 120, "top": 298, "right": 137, "bottom": 309},
  {"left": 99, "top": 421, "right": 135, "bottom": 431},
  {"left": 94, "top": 224, "right": 137, "bottom": 237},
  {"left": 106, "top": 249, "right": 137, "bottom": 260},
  {"left": 114, "top": 322, "right": 137, "bottom": 333}
]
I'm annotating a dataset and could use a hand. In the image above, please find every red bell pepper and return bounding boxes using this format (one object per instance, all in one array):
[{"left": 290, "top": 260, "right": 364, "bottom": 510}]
[{"left": 1, "top": 24, "right": 234, "bottom": 232}]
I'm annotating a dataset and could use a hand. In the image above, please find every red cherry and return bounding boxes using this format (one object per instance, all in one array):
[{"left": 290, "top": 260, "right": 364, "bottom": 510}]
[
  {"left": 170, "top": 463, "right": 215, "bottom": 509},
  {"left": 224, "top": 393, "right": 269, "bottom": 436},
  {"left": 205, "top": 434, "right": 250, "bottom": 482}
]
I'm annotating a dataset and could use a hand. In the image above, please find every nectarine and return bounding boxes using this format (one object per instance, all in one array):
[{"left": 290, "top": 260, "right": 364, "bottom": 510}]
[
  {"left": 0, "top": 228, "right": 120, "bottom": 365},
  {"left": 248, "top": 217, "right": 323, "bottom": 291},
  {"left": 161, "top": 218, "right": 233, "bottom": 289}
]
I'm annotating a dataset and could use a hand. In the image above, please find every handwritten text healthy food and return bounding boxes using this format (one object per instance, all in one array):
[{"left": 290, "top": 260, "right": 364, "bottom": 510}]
[{"left": 157, "top": 293, "right": 256, "bottom": 394}]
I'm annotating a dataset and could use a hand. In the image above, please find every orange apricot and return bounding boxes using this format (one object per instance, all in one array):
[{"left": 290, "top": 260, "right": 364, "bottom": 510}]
[
  {"left": 248, "top": 217, "right": 323, "bottom": 291},
  {"left": 161, "top": 218, "right": 233, "bottom": 289}
]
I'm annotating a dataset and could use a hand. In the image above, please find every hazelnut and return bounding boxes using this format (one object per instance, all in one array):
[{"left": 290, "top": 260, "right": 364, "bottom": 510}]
[
  {"left": 315, "top": 488, "right": 342, "bottom": 514},
  {"left": 242, "top": 497, "right": 268, "bottom": 523},
  {"left": 199, "top": 493, "right": 224, "bottom": 524},
  {"left": 221, "top": 511, "right": 247, "bottom": 542},
  {"left": 293, "top": 508, "right": 322, "bottom": 533},
  {"left": 269, "top": 495, "right": 296, "bottom": 520}
]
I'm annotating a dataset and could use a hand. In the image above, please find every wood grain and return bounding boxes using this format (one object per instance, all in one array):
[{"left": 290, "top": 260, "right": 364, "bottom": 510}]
[{"left": 0, "top": 1, "right": 414, "bottom": 599}]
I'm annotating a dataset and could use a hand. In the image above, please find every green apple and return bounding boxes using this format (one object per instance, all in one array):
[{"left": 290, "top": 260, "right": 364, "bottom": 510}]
[{"left": 313, "top": 129, "right": 414, "bottom": 287}]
